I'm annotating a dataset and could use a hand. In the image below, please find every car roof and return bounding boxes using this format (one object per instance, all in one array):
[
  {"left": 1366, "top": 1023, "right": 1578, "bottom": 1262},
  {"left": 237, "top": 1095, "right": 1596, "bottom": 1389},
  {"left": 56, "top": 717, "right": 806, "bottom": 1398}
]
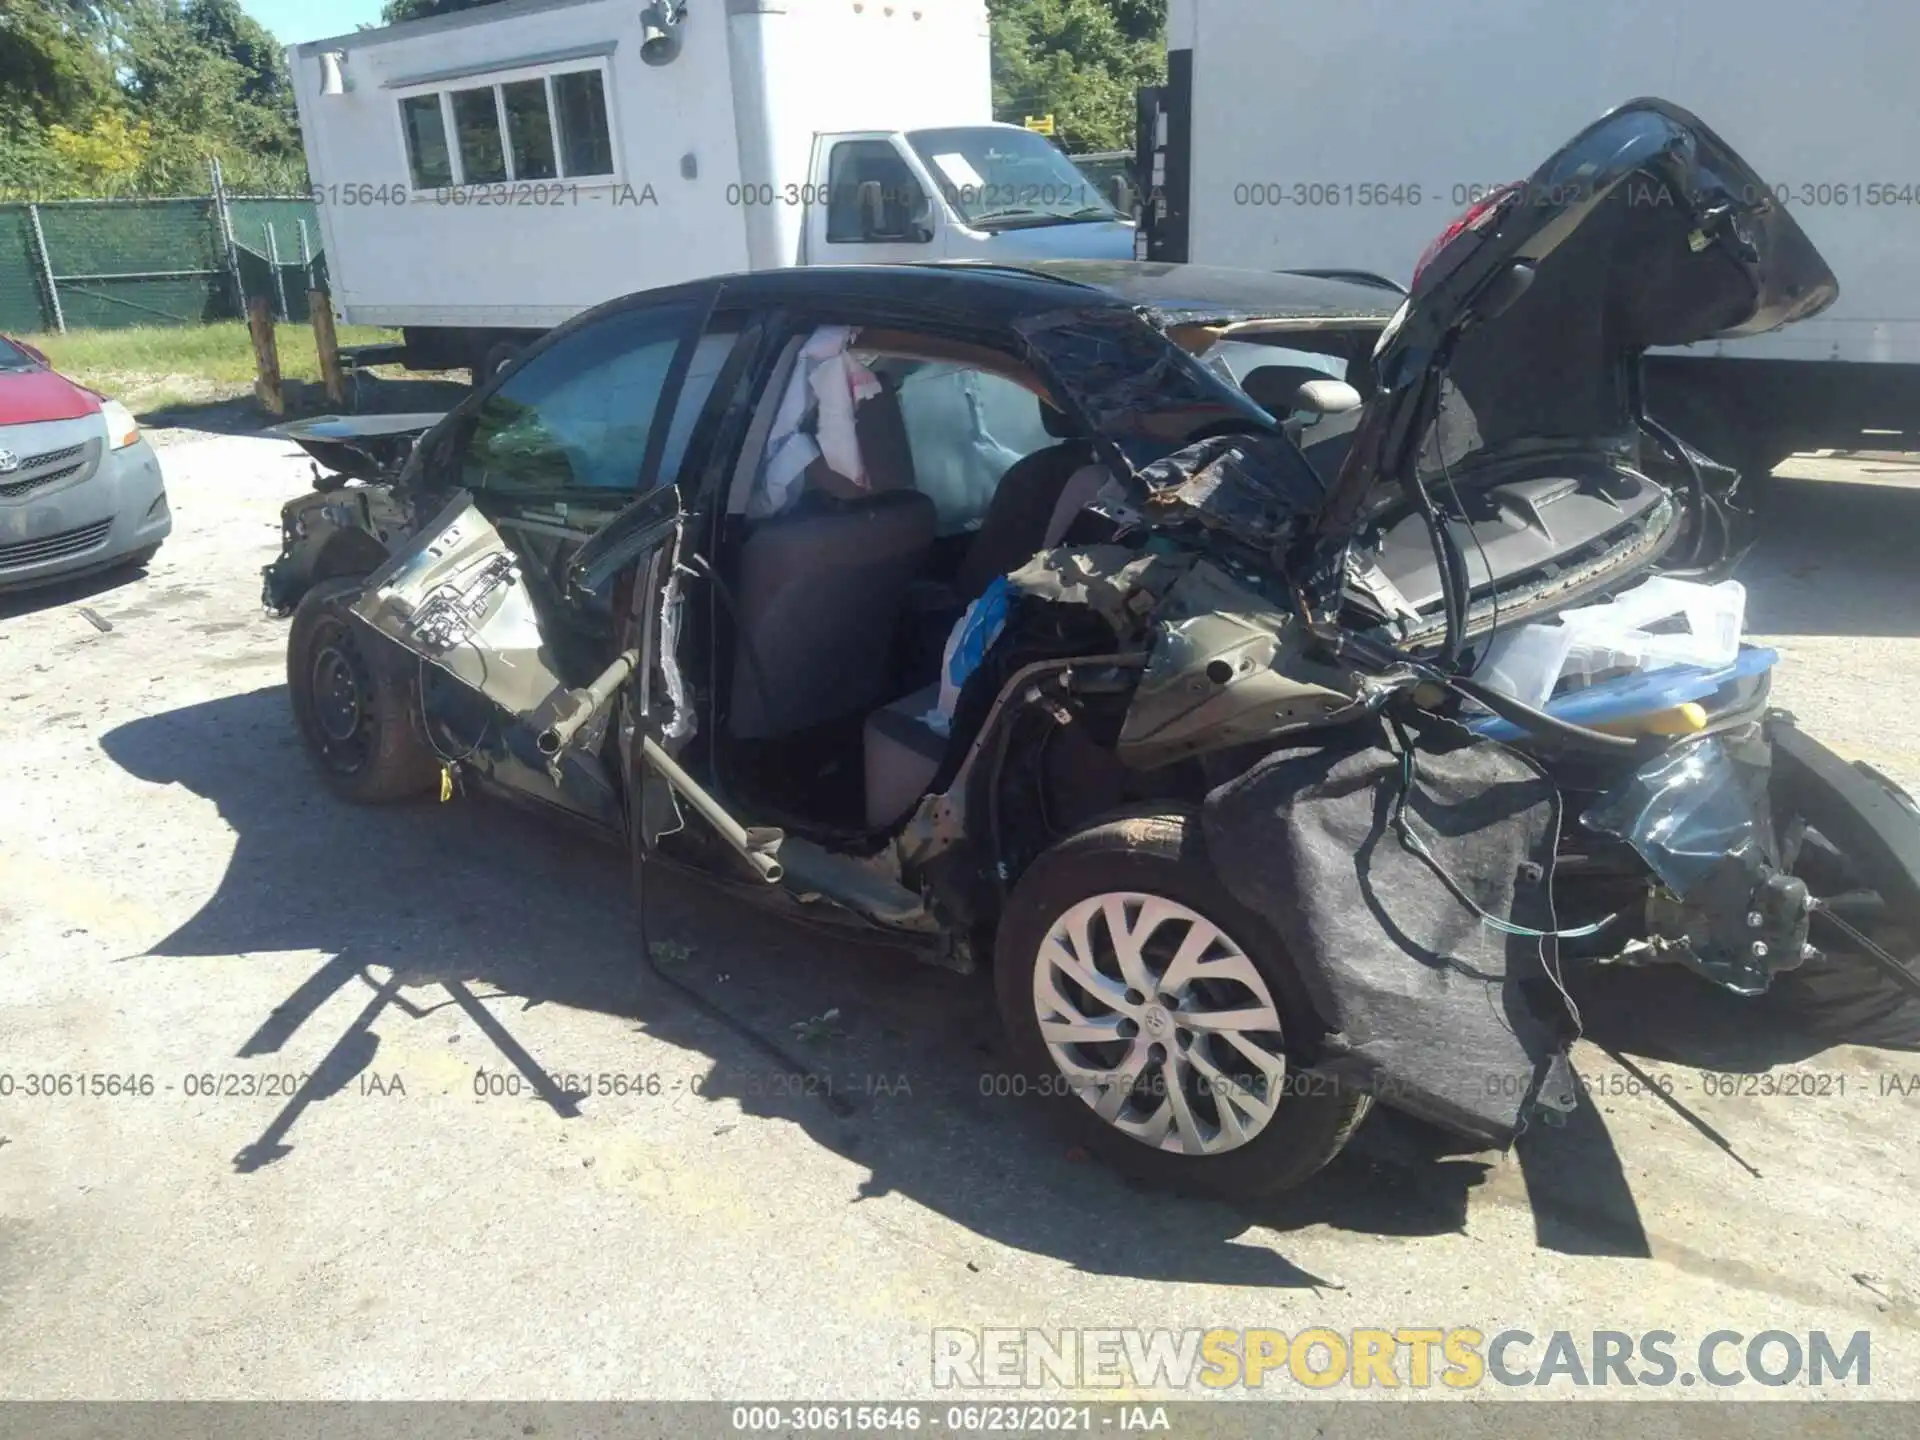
[{"left": 709, "top": 260, "right": 1403, "bottom": 329}]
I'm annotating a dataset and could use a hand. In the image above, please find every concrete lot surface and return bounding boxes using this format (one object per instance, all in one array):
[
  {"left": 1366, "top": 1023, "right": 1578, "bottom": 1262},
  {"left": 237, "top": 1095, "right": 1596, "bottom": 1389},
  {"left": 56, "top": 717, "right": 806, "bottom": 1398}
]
[{"left": 0, "top": 433, "right": 1916, "bottom": 1406}]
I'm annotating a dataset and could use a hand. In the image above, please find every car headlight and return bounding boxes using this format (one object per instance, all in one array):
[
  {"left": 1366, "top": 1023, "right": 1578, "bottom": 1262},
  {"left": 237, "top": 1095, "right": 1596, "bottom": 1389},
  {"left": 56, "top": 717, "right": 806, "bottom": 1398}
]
[{"left": 100, "top": 399, "right": 140, "bottom": 450}]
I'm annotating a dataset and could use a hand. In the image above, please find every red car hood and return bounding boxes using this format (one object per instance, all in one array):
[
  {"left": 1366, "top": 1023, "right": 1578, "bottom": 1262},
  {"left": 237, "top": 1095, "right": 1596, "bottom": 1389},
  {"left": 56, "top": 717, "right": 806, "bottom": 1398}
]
[{"left": 0, "top": 367, "right": 101, "bottom": 426}]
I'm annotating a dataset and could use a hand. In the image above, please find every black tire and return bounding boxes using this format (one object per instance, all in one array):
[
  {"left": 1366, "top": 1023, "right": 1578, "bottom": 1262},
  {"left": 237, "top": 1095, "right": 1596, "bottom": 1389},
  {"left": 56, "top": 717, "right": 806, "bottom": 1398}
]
[
  {"left": 993, "top": 811, "right": 1371, "bottom": 1198},
  {"left": 287, "top": 577, "right": 439, "bottom": 804}
]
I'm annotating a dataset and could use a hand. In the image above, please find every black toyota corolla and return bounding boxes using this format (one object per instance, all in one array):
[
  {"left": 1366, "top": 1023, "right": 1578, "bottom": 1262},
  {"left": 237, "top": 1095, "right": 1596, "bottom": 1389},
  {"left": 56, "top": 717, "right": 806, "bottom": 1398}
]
[{"left": 263, "top": 99, "right": 1920, "bottom": 1198}]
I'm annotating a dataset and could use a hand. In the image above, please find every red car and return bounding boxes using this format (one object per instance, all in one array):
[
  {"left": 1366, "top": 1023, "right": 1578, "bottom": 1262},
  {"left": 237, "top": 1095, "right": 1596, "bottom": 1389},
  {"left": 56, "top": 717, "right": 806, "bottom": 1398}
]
[{"left": 0, "top": 332, "right": 171, "bottom": 591}]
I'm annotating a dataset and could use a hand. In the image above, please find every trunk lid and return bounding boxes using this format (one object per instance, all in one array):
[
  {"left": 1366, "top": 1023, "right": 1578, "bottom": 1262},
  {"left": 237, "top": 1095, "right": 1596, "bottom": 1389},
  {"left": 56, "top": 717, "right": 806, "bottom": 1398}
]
[
  {"left": 271, "top": 413, "right": 445, "bottom": 482},
  {"left": 1322, "top": 97, "right": 1839, "bottom": 538}
]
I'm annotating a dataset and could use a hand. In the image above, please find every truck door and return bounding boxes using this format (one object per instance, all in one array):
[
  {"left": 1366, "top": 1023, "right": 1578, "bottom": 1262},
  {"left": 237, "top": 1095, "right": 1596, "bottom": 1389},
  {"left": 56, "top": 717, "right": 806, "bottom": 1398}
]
[{"left": 802, "top": 132, "right": 945, "bottom": 265}]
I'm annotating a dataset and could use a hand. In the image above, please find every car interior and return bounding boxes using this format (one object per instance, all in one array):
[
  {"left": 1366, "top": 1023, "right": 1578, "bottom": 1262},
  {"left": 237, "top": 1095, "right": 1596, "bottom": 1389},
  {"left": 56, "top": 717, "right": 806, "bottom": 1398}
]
[{"left": 704, "top": 323, "right": 1381, "bottom": 844}]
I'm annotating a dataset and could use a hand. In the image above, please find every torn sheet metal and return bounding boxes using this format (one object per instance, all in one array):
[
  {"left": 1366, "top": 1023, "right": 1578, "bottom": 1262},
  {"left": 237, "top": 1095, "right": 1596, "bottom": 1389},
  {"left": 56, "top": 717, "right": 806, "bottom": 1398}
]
[
  {"left": 1585, "top": 725, "right": 1812, "bottom": 994},
  {"left": 1204, "top": 726, "right": 1576, "bottom": 1143},
  {"left": 1133, "top": 430, "right": 1330, "bottom": 551},
  {"left": 351, "top": 491, "right": 570, "bottom": 722},
  {"left": 1004, "top": 542, "right": 1196, "bottom": 644},
  {"left": 1013, "top": 307, "right": 1269, "bottom": 477},
  {"left": 270, "top": 413, "right": 441, "bottom": 482},
  {"left": 1118, "top": 559, "right": 1367, "bottom": 768}
]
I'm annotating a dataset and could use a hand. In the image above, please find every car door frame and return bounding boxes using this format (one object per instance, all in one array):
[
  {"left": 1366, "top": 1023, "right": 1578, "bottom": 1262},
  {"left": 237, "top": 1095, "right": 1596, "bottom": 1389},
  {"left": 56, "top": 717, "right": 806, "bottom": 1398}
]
[{"left": 364, "top": 282, "right": 741, "bottom": 829}]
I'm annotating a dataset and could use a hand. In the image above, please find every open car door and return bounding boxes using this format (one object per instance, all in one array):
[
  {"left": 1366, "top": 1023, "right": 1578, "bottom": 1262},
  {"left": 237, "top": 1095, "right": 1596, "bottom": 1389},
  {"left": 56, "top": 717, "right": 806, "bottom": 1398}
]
[
  {"left": 345, "top": 292, "right": 761, "bottom": 831},
  {"left": 350, "top": 481, "right": 683, "bottom": 815}
]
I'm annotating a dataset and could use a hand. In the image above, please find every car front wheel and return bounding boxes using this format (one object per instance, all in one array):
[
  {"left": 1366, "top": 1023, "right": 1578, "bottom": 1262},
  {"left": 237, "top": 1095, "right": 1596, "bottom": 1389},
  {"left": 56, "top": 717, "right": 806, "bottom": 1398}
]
[
  {"left": 994, "top": 811, "right": 1371, "bottom": 1197},
  {"left": 287, "top": 578, "right": 439, "bottom": 804}
]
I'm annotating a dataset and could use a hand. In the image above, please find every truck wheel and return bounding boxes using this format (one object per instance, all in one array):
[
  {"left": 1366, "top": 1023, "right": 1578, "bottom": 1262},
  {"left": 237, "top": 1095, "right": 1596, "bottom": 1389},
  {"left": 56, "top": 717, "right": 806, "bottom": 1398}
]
[
  {"left": 287, "top": 578, "right": 439, "bottom": 804},
  {"left": 993, "top": 811, "right": 1371, "bottom": 1197}
]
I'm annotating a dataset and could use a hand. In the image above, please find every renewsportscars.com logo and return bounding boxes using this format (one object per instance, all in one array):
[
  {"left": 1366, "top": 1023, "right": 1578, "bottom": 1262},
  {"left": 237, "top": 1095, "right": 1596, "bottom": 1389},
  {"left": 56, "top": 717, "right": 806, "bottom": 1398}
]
[{"left": 931, "top": 1327, "right": 1873, "bottom": 1391}]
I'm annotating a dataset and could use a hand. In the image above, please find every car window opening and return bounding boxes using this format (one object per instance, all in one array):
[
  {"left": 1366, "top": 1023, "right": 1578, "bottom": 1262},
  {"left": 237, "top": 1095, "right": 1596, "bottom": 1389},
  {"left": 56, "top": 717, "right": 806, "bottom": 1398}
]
[{"left": 720, "top": 322, "right": 1122, "bottom": 838}]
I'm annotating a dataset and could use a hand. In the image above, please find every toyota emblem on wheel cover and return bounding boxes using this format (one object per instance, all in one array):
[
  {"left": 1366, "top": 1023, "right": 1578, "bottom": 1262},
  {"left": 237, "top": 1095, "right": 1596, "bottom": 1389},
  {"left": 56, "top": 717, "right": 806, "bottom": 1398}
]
[{"left": 0, "top": 450, "right": 18, "bottom": 474}]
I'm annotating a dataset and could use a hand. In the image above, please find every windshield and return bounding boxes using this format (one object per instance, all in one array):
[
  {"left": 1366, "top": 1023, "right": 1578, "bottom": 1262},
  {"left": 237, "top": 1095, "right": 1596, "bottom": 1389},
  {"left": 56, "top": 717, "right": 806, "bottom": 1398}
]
[
  {"left": 904, "top": 127, "right": 1119, "bottom": 230},
  {"left": 0, "top": 335, "right": 38, "bottom": 370}
]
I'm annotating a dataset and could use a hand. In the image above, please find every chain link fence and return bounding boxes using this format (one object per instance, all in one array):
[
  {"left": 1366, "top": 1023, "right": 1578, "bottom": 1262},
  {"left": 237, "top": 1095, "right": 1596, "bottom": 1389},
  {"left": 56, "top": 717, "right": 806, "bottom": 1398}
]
[{"left": 0, "top": 189, "right": 327, "bottom": 335}]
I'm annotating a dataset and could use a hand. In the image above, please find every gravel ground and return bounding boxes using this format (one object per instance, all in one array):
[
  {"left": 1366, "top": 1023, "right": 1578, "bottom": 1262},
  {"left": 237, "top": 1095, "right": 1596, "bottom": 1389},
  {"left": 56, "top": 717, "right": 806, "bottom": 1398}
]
[{"left": 0, "top": 432, "right": 1915, "bottom": 1408}]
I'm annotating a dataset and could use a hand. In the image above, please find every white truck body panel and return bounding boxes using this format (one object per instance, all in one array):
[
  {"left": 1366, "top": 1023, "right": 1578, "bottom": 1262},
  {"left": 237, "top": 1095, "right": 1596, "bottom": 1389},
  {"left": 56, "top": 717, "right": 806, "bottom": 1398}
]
[
  {"left": 1166, "top": 0, "right": 1920, "bottom": 365},
  {"left": 289, "top": 0, "right": 1005, "bottom": 329}
]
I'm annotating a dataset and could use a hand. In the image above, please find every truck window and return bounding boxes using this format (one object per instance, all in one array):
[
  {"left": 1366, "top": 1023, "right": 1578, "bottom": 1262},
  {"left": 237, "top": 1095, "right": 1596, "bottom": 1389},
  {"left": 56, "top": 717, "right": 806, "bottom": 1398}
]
[
  {"left": 501, "top": 79, "right": 558, "bottom": 181},
  {"left": 460, "top": 302, "right": 699, "bottom": 495},
  {"left": 826, "top": 141, "right": 928, "bottom": 244},
  {"left": 396, "top": 67, "right": 612, "bottom": 189},
  {"left": 553, "top": 70, "right": 613, "bottom": 178},
  {"left": 401, "top": 95, "right": 453, "bottom": 189},
  {"left": 451, "top": 86, "right": 508, "bottom": 185}
]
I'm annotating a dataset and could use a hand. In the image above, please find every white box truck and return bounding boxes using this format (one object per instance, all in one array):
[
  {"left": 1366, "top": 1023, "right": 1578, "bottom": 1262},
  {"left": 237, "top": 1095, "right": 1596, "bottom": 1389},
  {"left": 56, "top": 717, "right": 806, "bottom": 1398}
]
[
  {"left": 1136, "top": 0, "right": 1920, "bottom": 476},
  {"left": 288, "top": 0, "right": 1135, "bottom": 375}
]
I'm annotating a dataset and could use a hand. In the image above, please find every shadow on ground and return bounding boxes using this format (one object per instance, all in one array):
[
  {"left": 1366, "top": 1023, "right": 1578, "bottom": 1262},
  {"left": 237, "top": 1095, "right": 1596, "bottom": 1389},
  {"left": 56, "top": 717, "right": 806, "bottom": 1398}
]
[
  {"left": 137, "top": 371, "right": 471, "bottom": 440},
  {"left": 0, "top": 551, "right": 155, "bottom": 621},
  {"left": 1744, "top": 478, "right": 1920, "bottom": 639},
  {"left": 94, "top": 684, "right": 1859, "bottom": 1281}
]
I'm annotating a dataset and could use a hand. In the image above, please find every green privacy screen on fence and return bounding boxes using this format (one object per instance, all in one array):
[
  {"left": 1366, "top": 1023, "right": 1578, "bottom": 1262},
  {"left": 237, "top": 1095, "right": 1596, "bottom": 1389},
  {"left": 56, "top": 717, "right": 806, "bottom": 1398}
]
[{"left": 0, "top": 196, "right": 327, "bottom": 335}]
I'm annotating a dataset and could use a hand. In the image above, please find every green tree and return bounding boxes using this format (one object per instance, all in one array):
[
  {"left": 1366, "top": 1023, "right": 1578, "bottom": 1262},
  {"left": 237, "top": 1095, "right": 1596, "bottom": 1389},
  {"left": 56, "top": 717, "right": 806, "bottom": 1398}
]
[
  {"left": 0, "top": 1, "right": 118, "bottom": 129},
  {"left": 2, "top": 0, "right": 304, "bottom": 196},
  {"left": 380, "top": 0, "right": 496, "bottom": 23},
  {"left": 115, "top": 0, "right": 298, "bottom": 179},
  {"left": 988, "top": 0, "right": 1164, "bottom": 152}
]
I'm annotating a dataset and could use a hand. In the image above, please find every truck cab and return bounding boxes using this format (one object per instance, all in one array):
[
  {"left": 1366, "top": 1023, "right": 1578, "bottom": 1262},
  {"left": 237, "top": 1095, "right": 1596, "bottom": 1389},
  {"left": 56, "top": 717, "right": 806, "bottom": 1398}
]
[
  {"left": 287, "top": 0, "right": 1131, "bottom": 376},
  {"left": 799, "top": 124, "right": 1135, "bottom": 267}
]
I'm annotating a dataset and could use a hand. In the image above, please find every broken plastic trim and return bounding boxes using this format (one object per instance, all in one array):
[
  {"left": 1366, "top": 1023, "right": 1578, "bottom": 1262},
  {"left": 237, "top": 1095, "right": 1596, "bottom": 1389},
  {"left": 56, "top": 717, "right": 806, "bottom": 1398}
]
[{"left": 1583, "top": 726, "right": 1812, "bottom": 994}]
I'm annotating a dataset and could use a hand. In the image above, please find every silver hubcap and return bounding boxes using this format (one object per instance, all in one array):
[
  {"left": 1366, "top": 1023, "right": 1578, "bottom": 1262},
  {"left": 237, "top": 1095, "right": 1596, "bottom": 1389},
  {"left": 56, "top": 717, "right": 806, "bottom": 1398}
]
[{"left": 1033, "top": 892, "right": 1287, "bottom": 1155}]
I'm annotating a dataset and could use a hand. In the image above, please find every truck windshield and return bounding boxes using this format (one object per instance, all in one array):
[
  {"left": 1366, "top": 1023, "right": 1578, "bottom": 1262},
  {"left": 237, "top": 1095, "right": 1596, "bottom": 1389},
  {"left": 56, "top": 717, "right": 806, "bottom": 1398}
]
[
  {"left": 0, "top": 335, "right": 36, "bottom": 369},
  {"left": 905, "top": 127, "right": 1120, "bottom": 231}
]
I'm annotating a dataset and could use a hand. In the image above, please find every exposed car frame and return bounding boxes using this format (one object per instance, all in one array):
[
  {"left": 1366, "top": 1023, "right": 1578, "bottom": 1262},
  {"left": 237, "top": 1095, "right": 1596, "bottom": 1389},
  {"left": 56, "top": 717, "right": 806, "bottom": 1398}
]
[{"left": 262, "top": 101, "right": 1920, "bottom": 1197}]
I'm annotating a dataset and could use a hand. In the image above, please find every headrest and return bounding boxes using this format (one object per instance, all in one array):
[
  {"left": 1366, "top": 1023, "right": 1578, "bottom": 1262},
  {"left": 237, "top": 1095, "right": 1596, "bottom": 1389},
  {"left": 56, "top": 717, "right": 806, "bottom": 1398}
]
[{"left": 1241, "top": 364, "right": 1346, "bottom": 416}]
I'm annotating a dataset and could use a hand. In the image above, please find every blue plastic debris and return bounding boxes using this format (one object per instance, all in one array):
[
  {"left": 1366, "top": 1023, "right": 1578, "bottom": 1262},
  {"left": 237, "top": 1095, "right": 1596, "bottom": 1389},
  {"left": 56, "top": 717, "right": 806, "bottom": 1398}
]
[{"left": 1467, "top": 645, "right": 1779, "bottom": 741}]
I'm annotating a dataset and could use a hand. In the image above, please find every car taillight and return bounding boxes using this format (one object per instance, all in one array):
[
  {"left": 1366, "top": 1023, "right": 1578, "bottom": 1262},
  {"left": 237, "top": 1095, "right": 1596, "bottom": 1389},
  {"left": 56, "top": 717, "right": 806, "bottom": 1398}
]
[{"left": 1411, "top": 183, "right": 1521, "bottom": 287}]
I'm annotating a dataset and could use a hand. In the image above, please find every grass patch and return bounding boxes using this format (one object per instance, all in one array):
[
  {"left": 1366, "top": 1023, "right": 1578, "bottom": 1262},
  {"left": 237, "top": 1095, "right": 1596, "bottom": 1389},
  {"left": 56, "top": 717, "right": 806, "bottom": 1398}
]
[{"left": 23, "top": 322, "right": 408, "bottom": 416}]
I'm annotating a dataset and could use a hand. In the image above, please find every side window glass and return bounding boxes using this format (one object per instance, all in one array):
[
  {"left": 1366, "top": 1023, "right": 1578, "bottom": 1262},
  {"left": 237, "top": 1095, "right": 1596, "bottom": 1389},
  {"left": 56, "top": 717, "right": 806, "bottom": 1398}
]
[
  {"left": 461, "top": 302, "right": 697, "bottom": 494},
  {"left": 450, "top": 85, "right": 507, "bottom": 184},
  {"left": 401, "top": 95, "right": 452, "bottom": 189},
  {"left": 655, "top": 326, "right": 743, "bottom": 483},
  {"left": 826, "top": 141, "right": 929, "bottom": 244},
  {"left": 552, "top": 70, "right": 614, "bottom": 177}
]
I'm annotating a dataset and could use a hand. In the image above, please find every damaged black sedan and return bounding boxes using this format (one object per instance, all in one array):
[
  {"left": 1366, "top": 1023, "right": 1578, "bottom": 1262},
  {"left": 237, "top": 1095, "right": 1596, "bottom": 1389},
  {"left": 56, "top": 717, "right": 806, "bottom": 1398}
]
[{"left": 264, "top": 99, "right": 1920, "bottom": 1198}]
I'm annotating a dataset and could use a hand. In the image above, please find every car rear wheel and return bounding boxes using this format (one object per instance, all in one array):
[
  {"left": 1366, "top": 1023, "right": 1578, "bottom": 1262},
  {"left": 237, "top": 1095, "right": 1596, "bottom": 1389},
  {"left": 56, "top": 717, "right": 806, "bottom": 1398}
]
[
  {"left": 994, "top": 811, "right": 1371, "bottom": 1197},
  {"left": 287, "top": 577, "right": 439, "bottom": 804}
]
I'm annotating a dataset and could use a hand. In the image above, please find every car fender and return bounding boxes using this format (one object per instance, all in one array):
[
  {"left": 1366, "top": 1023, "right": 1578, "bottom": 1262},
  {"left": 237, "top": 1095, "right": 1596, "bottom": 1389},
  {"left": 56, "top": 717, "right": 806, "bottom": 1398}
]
[{"left": 262, "top": 486, "right": 407, "bottom": 615}]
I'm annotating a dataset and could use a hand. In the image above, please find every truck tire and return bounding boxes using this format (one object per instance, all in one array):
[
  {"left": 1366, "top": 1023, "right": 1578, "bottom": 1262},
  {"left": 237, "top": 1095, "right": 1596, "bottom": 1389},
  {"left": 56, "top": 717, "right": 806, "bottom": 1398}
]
[
  {"left": 993, "top": 810, "right": 1371, "bottom": 1197},
  {"left": 287, "top": 577, "right": 439, "bottom": 804}
]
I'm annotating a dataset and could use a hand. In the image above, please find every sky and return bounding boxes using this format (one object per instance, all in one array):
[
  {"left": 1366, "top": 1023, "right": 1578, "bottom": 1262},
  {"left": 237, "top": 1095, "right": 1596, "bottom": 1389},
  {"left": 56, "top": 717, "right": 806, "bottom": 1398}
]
[{"left": 242, "top": 0, "right": 388, "bottom": 47}]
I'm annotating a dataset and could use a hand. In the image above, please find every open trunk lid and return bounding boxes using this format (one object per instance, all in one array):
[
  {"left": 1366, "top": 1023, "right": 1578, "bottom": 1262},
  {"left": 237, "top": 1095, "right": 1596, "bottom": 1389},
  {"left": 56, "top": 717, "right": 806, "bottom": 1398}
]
[{"left": 1323, "top": 97, "right": 1839, "bottom": 539}]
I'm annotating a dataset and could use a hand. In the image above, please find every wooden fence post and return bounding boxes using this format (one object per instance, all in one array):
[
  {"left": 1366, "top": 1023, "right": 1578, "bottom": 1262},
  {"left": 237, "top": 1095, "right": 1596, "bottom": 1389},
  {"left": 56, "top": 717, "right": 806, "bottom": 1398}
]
[
  {"left": 309, "top": 290, "right": 347, "bottom": 408},
  {"left": 248, "top": 296, "right": 283, "bottom": 416}
]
